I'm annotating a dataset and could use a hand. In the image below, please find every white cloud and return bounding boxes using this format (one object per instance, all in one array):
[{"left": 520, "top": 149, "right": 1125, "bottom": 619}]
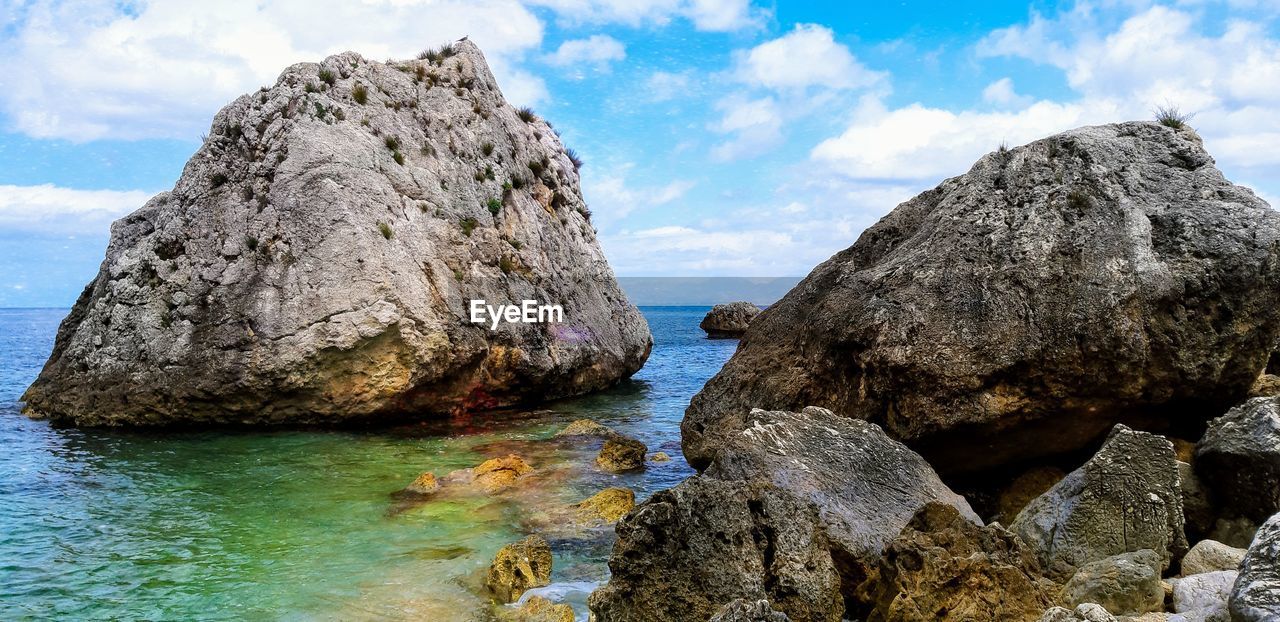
[
  {"left": 982, "top": 77, "right": 1033, "bottom": 107},
  {"left": 0, "top": 184, "right": 153, "bottom": 234},
  {"left": 582, "top": 166, "right": 696, "bottom": 225},
  {"left": 545, "top": 34, "right": 626, "bottom": 67},
  {"left": 530, "top": 0, "right": 762, "bottom": 31},
  {"left": 709, "top": 95, "right": 783, "bottom": 160},
  {"left": 645, "top": 70, "right": 694, "bottom": 102},
  {"left": 732, "top": 23, "right": 886, "bottom": 92}
]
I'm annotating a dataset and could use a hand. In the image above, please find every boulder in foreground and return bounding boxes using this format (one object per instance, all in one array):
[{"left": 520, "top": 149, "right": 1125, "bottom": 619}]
[
  {"left": 22, "top": 39, "right": 651, "bottom": 426},
  {"left": 1230, "top": 511, "right": 1280, "bottom": 620},
  {"left": 487, "top": 534, "right": 552, "bottom": 603},
  {"left": 683, "top": 122, "right": 1280, "bottom": 473},
  {"left": 1195, "top": 396, "right": 1280, "bottom": 523}
]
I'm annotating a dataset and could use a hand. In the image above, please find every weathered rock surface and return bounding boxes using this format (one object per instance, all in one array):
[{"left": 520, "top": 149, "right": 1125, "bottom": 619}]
[
  {"left": 503, "top": 596, "right": 574, "bottom": 622},
  {"left": 554, "top": 419, "right": 617, "bottom": 439},
  {"left": 683, "top": 122, "right": 1280, "bottom": 473},
  {"left": 1039, "top": 603, "right": 1118, "bottom": 622},
  {"left": 1181, "top": 540, "right": 1245, "bottom": 576},
  {"left": 709, "top": 599, "right": 792, "bottom": 622},
  {"left": 447, "top": 454, "right": 533, "bottom": 494},
  {"left": 589, "top": 408, "right": 975, "bottom": 621},
  {"left": 1012, "top": 425, "right": 1187, "bottom": 580},
  {"left": 700, "top": 302, "right": 760, "bottom": 338},
  {"left": 487, "top": 534, "right": 553, "bottom": 603},
  {"left": 1172, "top": 570, "right": 1235, "bottom": 622},
  {"left": 403, "top": 471, "right": 440, "bottom": 495},
  {"left": 586, "top": 477, "right": 843, "bottom": 622},
  {"left": 998, "top": 466, "right": 1068, "bottom": 524},
  {"left": 570, "top": 487, "right": 634, "bottom": 523},
  {"left": 864, "top": 502, "right": 1058, "bottom": 622},
  {"left": 1229, "top": 511, "right": 1280, "bottom": 620},
  {"left": 649, "top": 451, "right": 672, "bottom": 462},
  {"left": 1059, "top": 550, "right": 1163, "bottom": 616},
  {"left": 1250, "top": 375, "right": 1280, "bottom": 398},
  {"left": 22, "top": 40, "right": 651, "bottom": 426},
  {"left": 1195, "top": 396, "right": 1280, "bottom": 523},
  {"left": 595, "top": 436, "right": 646, "bottom": 473}
]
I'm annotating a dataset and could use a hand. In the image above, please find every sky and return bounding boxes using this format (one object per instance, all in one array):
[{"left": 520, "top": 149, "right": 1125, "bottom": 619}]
[{"left": 2, "top": 0, "right": 1279, "bottom": 306}]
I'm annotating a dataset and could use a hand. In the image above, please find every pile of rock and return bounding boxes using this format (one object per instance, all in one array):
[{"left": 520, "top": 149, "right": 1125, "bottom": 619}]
[{"left": 592, "top": 122, "right": 1280, "bottom": 621}]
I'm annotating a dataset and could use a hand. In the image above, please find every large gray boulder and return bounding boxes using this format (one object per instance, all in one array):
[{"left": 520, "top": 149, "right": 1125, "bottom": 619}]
[
  {"left": 1230, "top": 511, "right": 1280, "bottom": 621},
  {"left": 588, "top": 408, "right": 976, "bottom": 622},
  {"left": 21, "top": 40, "right": 651, "bottom": 426},
  {"left": 1059, "top": 550, "right": 1164, "bottom": 616},
  {"left": 683, "top": 122, "right": 1280, "bottom": 473},
  {"left": 1012, "top": 425, "right": 1187, "bottom": 580},
  {"left": 1195, "top": 396, "right": 1280, "bottom": 523},
  {"left": 1172, "top": 570, "right": 1236, "bottom": 622}
]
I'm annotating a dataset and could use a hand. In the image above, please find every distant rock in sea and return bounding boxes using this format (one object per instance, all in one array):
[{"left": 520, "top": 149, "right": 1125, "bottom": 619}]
[
  {"left": 683, "top": 121, "right": 1280, "bottom": 473},
  {"left": 699, "top": 301, "right": 760, "bottom": 338},
  {"left": 21, "top": 40, "right": 651, "bottom": 426}
]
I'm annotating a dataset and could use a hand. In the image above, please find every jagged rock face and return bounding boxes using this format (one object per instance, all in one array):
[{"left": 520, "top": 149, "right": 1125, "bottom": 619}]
[
  {"left": 1230, "top": 511, "right": 1280, "bottom": 621},
  {"left": 683, "top": 122, "right": 1280, "bottom": 473},
  {"left": 21, "top": 41, "right": 651, "bottom": 426},
  {"left": 1195, "top": 396, "right": 1280, "bottom": 523},
  {"left": 588, "top": 408, "right": 975, "bottom": 622},
  {"left": 700, "top": 301, "right": 760, "bottom": 338},
  {"left": 1012, "top": 425, "right": 1187, "bottom": 581},
  {"left": 864, "top": 502, "right": 1058, "bottom": 622}
]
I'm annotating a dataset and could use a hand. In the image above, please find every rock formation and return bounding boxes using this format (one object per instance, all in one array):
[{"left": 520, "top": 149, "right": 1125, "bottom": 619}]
[
  {"left": 1058, "top": 550, "right": 1163, "bottom": 616},
  {"left": 1011, "top": 425, "right": 1187, "bottom": 580},
  {"left": 487, "top": 534, "right": 553, "bottom": 603},
  {"left": 595, "top": 436, "right": 647, "bottom": 472},
  {"left": 683, "top": 122, "right": 1280, "bottom": 473},
  {"left": 1181, "top": 540, "right": 1245, "bottom": 576},
  {"left": 700, "top": 302, "right": 760, "bottom": 338},
  {"left": 1230, "top": 511, "right": 1280, "bottom": 620},
  {"left": 22, "top": 40, "right": 651, "bottom": 426},
  {"left": 571, "top": 487, "right": 635, "bottom": 523},
  {"left": 863, "top": 502, "right": 1057, "bottom": 622},
  {"left": 588, "top": 408, "right": 975, "bottom": 621},
  {"left": 1171, "top": 570, "right": 1235, "bottom": 621},
  {"left": 1195, "top": 396, "right": 1280, "bottom": 522}
]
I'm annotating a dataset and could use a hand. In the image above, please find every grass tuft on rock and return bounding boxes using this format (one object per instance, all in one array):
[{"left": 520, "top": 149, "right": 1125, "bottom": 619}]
[
  {"left": 487, "top": 198, "right": 502, "bottom": 215},
  {"left": 318, "top": 68, "right": 336, "bottom": 86},
  {"left": 516, "top": 106, "right": 537, "bottom": 123},
  {"left": 352, "top": 84, "right": 368, "bottom": 105},
  {"left": 460, "top": 217, "right": 478, "bottom": 236},
  {"left": 1155, "top": 105, "right": 1193, "bottom": 129},
  {"left": 377, "top": 222, "right": 394, "bottom": 239}
]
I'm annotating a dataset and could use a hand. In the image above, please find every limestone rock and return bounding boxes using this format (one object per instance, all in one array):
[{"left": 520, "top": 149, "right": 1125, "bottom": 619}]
[
  {"left": 589, "top": 408, "right": 975, "bottom": 621},
  {"left": 404, "top": 471, "right": 440, "bottom": 495},
  {"left": 1012, "top": 425, "right": 1187, "bottom": 580},
  {"left": 1171, "top": 570, "right": 1235, "bottom": 622},
  {"left": 447, "top": 454, "right": 533, "bottom": 494},
  {"left": 586, "top": 477, "right": 843, "bottom": 622},
  {"left": 595, "top": 436, "right": 646, "bottom": 473},
  {"left": 683, "top": 122, "right": 1280, "bottom": 473},
  {"left": 571, "top": 487, "right": 635, "bottom": 523},
  {"left": 504, "top": 596, "right": 574, "bottom": 622},
  {"left": 1059, "top": 550, "right": 1163, "bottom": 616},
  {"left": 22, "top": 40, "right": 651, "bottom": 427},
  {"left": 864, "top": 502, "right": 1058, "bottom": 622},
  {"left": 1250, "top": 374, "right": 1280, "bottom": 398},
  {"left": 1181, "top": 540, "right": 1245, "bottom": 576},
  {"left": 1040, "top": 604, "right": 1118, "bottom": 622},
  {"left": 554, "top": 419, "right": 617, "bottom": 439},
  {"left": 1195, "top": 396, "right": 1280, "bottom": 522},
  {"left": 998, "top": 466, "right": 1067, "bottom": 524},
  {"left": 700, "top": 302, "right": 760, "bottom": 338},
  {"left": 1229, "top": 511, "right": 1280, "bottom": 620},
  {"left": 487, "top": 535, "right": 553, "bottom": 603},
  {"left": 649, "top": 451, "right": 672, "bottom": 462},
  {"left": 709, "top": 599, "right": 792, "bottom": 622}
]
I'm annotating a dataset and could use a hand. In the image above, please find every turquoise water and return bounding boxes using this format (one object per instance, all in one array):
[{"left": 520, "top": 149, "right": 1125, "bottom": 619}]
[{"left": 0, "top": 307, "right": 733, "bottom": 621}]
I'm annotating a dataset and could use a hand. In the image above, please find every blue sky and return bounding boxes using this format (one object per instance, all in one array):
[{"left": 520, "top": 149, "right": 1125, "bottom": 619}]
[{"left": 2, "top": 0, "right": 1280, "bottom": 306}]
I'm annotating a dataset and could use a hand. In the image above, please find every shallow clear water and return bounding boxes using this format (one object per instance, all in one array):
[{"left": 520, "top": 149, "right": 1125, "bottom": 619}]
[{"left": 0, "top": 307, "right": 733, "bottom": 621}]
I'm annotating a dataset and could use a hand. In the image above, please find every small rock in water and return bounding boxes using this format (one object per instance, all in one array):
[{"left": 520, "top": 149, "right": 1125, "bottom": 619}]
[
  {"left": 403, "top": 472, "right": 440, "bottom": 495},
  {"left": 554, "top": 419, "right": 618, "bottom": 439},
  {"left": 1195, "top": 396, "right": 1280, "bottom": 523},
  {"left": 1181, "top": 540, "right": 1246, "bottom": 576},
  {"left": 595, "top": 436, "right": 646, "bottom": 473},
  {"left": 649, "top": 451, "right": 672, "bottom": 462},
  {"left": 1172, "top": 570, "right": 1236, "bottom": 622},
  {"left": 504, "top": 595, "right": 573, "bottom": 622},
  {"left": 487, "top": 535, "right": 553, "bottom": 603},
  {"left": 1229, "top": 511, "right": 1280, "bottom": 621},
  {"left": 709, "top": 599, "right": 791, "bottom": 621},
  {"left": 1058, "top": 549, "right": 1163, "bottom": 616},
  {"left": 699, "top": 302, "right": 760, "bottom": 338},
  {"left": 571, "top": 487, "right": 635, "bottom": 523}
]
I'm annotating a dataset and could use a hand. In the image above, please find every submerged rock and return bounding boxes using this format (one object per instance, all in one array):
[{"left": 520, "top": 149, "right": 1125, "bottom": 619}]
[
  {"left": 595, "top": 436, "right": 646, "bottom": 473},
  {"left": 504, "top": 596, "right": 574, "bottom": 622},
  {"left": 864, "top": 502, "right": 1057, "bottom": 622},
  {"left": 1229, "top": 511, "right": 1280, "bottom": 620},
  {"left": 700, "top": 302, "right": 760, "bottom": 338},
  {"left": 447, "top": 454, "right": 533, "bottom": 494},
  {"left": 570, "top": 487, "right": 635, "bottom": 523},
  {"left": 487, "top": 535, "right": 553, "bottom": 603},
  {"left": 1195, "top": 396, "right": 1280, "bottom": 523},
  {"left": 403, "top": 471, "right": 441, "bottom": 495},
  {"left": 1058, "top": 550, "right": 1163, "bottom": 616},
  {"left": 1012, "top": 425, "right": 1187, "bottom": 580},
  {"left": 554, "top": 419, "right": 618, "bottom": 439},
  {"left": 683, "top": 122, "right": 1280, "bottom": 473},
  {"left": 22, "top": 40, "right": 651, "bottom": 427},
  {"left": 648, "top": 451, "right": 672, "bottom": 462},
  {"left": 1181, "top": 540, "right": 1245, "bottom": 576},
  {"left": 589, "top": 408, "right": 975, "bottom": 622}
]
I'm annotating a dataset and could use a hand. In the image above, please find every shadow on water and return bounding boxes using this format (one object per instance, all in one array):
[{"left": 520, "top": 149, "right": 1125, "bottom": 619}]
[{"left": 0, "top": 306, "right": 732, "bottom": 621}]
